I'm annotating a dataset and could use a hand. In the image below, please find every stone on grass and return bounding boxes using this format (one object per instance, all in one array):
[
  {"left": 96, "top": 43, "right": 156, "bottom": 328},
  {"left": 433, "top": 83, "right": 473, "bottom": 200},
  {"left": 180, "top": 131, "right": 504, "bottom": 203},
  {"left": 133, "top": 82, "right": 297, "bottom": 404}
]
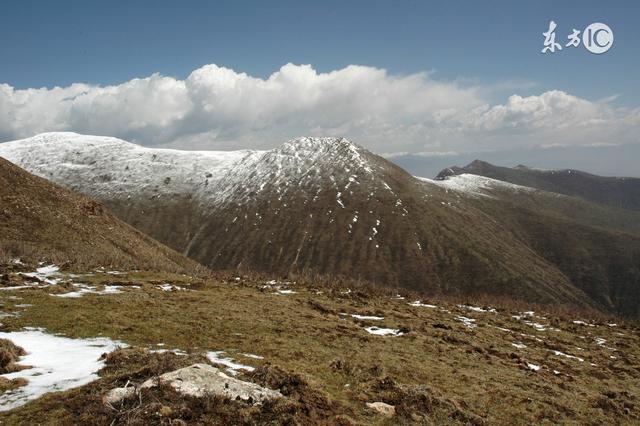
[
  {"left": 103, "top": 386, "right": 135, "bottom": 405},
  {"left": 104, "top": 363, "right": 282, "bottom": 406},
  {"left": 366, "top": 401, "right": 396, "bottom": 417}
]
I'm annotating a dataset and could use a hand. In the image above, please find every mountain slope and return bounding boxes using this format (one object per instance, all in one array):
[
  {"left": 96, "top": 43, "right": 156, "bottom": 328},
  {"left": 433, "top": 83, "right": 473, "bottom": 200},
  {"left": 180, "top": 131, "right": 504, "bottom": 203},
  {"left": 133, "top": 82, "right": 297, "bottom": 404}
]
[
  {"left": 429, "top": 173, "right": 640, "bottom": 317},
  {"left": 0, "top": 155, "right": 200, "bottom": 273},
  {"left": 437, "top": 160, "right": 640, "bottom": 211},
  {"left": 0, "top": 133, "right": 595, "bottom": 309}
]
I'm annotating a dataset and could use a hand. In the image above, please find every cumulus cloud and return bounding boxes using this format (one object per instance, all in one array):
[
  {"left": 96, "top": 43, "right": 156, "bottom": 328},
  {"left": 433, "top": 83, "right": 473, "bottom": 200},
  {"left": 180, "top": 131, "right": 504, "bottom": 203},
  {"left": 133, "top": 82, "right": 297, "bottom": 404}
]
[{"left": 0, "top": 63, "right": 638, "bottom": 155}]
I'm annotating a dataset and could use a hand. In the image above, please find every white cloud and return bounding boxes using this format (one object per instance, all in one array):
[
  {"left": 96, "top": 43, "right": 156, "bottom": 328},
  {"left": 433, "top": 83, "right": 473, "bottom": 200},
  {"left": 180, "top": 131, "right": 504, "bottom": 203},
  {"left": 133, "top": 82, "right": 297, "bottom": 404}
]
[{"left": 0, "top": 64, "right": 638, "bottom": 154}]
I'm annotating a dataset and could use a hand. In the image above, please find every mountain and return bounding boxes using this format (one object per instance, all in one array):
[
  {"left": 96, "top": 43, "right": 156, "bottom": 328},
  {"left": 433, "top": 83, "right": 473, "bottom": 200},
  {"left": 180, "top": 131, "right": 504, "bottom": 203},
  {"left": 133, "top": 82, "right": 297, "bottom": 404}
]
[
  {"left": 436, "top": 159, "right": 640, "bottom": 211},
  {"left": 0, "top": 132, "right": 592, "bottom": 308},
  {"left": 0, "top": 155, "right": 200, "bottom": 273},
  {"left": 429, "top": 173, "right": 640, "bottom": 317},
  {"left": 3, "top": 132, "right": 640, "bottom": 317}
]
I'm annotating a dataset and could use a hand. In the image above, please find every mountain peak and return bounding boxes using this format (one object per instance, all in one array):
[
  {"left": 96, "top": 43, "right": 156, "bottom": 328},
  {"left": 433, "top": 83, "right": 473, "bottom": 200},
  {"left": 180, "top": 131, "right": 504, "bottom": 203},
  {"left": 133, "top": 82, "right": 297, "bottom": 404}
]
[
  {"left": 465, "top": 159, "right": 495, "bottom": 170},
  {"left": 278, "top": 136, "right": 362, "bottom": 155},
  {"left": 272, "top": 136, "right": 375, "bottom": 174}
]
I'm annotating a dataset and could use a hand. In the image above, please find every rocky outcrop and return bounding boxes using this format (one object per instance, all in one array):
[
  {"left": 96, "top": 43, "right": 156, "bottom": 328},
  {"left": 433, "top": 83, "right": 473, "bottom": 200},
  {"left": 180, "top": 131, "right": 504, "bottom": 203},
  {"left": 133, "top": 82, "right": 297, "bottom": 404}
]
[{"left": 104, "top": 364, "right": 282, "bottom": 406}]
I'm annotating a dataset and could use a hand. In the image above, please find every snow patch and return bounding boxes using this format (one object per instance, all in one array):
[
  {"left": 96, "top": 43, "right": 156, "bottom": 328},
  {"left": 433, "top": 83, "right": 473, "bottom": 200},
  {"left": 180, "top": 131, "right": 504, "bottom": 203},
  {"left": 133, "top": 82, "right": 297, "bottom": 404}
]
[
  {"left": 206, "top": 351, "right": 255, "bottom": 375},
  {"left": 456, "top": 316, "right": 477, "bottom": 328},
  {"left": 53, "top": 284, "right": 123, "bottom": 298},
  {"left": 0, "top": 329, "right": 124, "bottom": 411},
  {"left": 422, "top": 174, "right": 535, "bottom": 198},
  {"left": 364, "top": 327, "right": 403, "bottom": 336},
  {"left": 550, "top": 350, "right": 584, "bottom": 362},
  {"left": 20, "top": 265, "right": 61, "bottom": 285},
  {"left": 350, "top": 314, "right": 384, "bottom": 321},
  {"left": 408, "top": 301, "right": 437, "bottom": 308},
  {"left": 458, "top": 304, "right": 496, "bottom": 313}
]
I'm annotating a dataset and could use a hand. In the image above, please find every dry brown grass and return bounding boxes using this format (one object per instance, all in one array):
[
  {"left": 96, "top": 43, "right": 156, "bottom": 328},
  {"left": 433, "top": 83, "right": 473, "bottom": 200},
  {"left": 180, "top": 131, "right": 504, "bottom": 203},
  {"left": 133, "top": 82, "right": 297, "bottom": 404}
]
[
  {"left": 0, "top": 268, "right": 638, "bottom": 425},
  {"left": 1, "top": 348, "right": 357, "bottom": 426},
  {"left": 0, "top": 338, "right": 26, "bottom": 374},
  {"left": 0, "top": 157, "right": 204, "bottom": 276}
]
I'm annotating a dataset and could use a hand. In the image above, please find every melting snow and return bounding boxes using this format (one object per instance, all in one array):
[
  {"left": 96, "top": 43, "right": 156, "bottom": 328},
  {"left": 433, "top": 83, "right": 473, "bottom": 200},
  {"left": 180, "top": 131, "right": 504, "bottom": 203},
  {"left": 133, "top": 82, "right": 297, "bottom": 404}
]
[
  {"left": 158, "top": 283, "right": 187, "bottom": 292},
  {"left": 550, "top": 350, "right": 584, "bottom": 362},
  {"left": 53, "top": 284, "right": 123, "bottom": 298},
  {"left": 523, "top": 321, "right": 547, "bottom": 331},
  {"left": 206, "top": 351, "right": 255, "bottom": 375},
  {"left": 422, "top": 174, "right": 534, "bottom": 198},
  {"left": 0, "top": 329, "right": 124, "bottom": 411},
  {"left": 527, "top": 363, "right": 541, "bottom": 371},
  {"left": 458, "top": 305, "right": 496, "bottom": 313},
  {"left": 20, "top": 265, "right": 61, "bottom": 285},
  {"left": 364, "top": 327, "right": 403, "bottom": 336},
  {"left": 350, "top": 314, "right": 384, "bottom": 321},
  {"left": 408, "top": 301, "right": 437, "bottom": 308},
  {"left": 456, "top": 316, "right": 477, "bottom": 328}
]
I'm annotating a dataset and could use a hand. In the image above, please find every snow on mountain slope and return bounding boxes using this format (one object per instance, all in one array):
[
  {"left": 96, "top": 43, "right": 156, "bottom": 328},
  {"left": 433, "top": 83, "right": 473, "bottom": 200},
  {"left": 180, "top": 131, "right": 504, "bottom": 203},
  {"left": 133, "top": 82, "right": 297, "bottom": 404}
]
[
  {"left": 436, "top": 159, "right": 640, "bottom": 212},
  {"left": 422, "top": 174, "right": 536, "bottom": 198},
  {"left": 0, "top": 132, "right": 259, "bottom": 205},
  {"left": 0, "top": 133, "right": 395, "bottom": 208},
  {"left": 0, "top": 132, "right": 595, "bottom": 309}
]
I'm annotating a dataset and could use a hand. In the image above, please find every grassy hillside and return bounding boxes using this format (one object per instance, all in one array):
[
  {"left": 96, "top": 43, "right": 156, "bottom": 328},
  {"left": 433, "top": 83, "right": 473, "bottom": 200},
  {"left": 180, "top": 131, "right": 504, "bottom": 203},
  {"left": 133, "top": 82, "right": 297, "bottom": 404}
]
[
  {"left": 454, "top": 184, "right": 640, "bottom": 318},
  {"left": 0, "top": 157, "right": 202, "bottom": 274},
  {"left": 0, "top": 268, "right": 637, "bottom": 425},
  {"left": 3, "top": 135, "right": 638, "bottom": 316}
]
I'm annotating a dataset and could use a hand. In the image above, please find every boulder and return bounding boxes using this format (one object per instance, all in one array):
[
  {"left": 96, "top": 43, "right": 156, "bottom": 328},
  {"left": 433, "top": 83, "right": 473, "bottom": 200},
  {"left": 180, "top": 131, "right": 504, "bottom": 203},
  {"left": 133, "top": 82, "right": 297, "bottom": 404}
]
[
  {"left": 104, "top": 363, "right": 282, "bottom": 406},
  {"left": 366, "top": 401, "right": 396, "bottom": 417}
]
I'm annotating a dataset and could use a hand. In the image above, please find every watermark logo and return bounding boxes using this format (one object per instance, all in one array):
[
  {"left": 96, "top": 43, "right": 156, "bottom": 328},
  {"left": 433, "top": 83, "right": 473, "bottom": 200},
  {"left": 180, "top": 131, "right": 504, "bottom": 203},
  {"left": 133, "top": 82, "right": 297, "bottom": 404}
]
[
  {"left": 542, "top": 21, "right": 613, "bottom": 54},
  {"left": 583, "top": 23, "right": 614, "bottom": 54}
]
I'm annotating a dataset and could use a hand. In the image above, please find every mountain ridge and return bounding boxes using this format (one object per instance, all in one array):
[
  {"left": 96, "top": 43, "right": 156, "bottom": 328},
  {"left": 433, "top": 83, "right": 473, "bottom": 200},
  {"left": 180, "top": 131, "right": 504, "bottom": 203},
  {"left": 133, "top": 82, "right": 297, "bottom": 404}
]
[
  {"left": 436, "top": 159, "right": 640, "bottom": 211},
  {"left": 5, "top": 133, "right": 640, "bottom": 316},
  {"left": 432, "top": 172, "right": 640, "bottom": 317}
]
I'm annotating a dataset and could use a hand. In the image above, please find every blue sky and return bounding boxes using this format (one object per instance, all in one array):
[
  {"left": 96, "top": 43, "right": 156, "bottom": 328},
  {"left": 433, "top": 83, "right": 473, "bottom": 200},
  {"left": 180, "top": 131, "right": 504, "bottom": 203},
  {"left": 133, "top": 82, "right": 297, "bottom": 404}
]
[
  {"left": 1, "top": 0, "right": 637, "bottom": 104},
  {"left": 0, "top": 1, "right": 638, "bottom": 176}
]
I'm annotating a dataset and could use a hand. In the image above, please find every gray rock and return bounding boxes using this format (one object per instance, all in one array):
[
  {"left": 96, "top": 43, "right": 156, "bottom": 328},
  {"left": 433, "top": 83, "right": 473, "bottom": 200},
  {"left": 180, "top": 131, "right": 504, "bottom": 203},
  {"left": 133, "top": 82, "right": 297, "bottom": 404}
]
[
  {"left": 103, "top": 386, "right": 135, "bottom": 405},
  {"left": 104, "top": 364, "right": 282, "bottom": 406},
  {"left": 366, "top": 401, "right": 396, "bottom": 417}
]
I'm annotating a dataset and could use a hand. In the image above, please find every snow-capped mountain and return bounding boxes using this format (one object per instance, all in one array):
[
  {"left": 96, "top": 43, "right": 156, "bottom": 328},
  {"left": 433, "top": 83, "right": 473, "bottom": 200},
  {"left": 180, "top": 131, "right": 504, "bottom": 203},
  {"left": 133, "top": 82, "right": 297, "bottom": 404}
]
[
  {"left": 425, "top": 173, "right": 537, "bottom": 198},
  {"left": 436, "top": 159, "right": 640, "bottom": 211},
  {"left": 0, "top": 133, "right": 399, "bottom": 207},
  {"left": 3, "top": 133, "right": 640, "bottom": 316}
]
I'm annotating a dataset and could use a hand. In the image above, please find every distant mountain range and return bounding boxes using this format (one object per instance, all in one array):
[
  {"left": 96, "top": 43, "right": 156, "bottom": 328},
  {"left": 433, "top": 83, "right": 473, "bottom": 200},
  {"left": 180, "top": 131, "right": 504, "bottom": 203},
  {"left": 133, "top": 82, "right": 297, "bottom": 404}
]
[
  {"left": 436, "top": 159, "right": 640, "bottom": 211},
  {"left": 1, "top": 133, "right": 639, "bottom": 317}
]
